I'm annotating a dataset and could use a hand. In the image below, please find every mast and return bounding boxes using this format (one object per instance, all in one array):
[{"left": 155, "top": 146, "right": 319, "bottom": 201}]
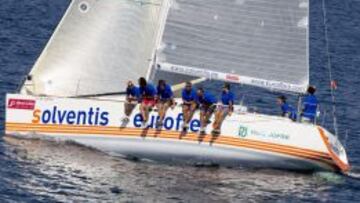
[{"left": 146, "top": 0, "right": 171, "bottom": 83}]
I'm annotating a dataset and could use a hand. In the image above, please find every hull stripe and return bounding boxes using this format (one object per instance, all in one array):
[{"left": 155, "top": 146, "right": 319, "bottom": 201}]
[
  {"left": 5, "top": 122, "right": 339, "bottom": 170},
  {"left": 5, "top": 123, "right": 329, "bottom": 157}
]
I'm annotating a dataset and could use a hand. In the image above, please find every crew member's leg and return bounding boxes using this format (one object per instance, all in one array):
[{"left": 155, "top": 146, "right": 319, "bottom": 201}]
[
  {"left": 212, "top": 108, "right": 224, "bottom": 131},
  {"left": 157, "top": 100, "right": 171, "bottom": 128},
  {"left": 204, "top": 105, "right": 215, "bottom": 126},
  {"left": 182, "top": 105, "right": 189, "bottom": 121},
  {"left": 140, "top": 100, "right": 151, "bottom": 127},
  {"left": 187, "top": 102, "right": 197, "bottom": 123},
  {"left": 182, "top": 104, "right": 190, "bottom": 131},
  {"left": 140, "top": 103, "right": 146, "bottom": 126},
  {"left": 183, "top": 102, "right": 197, "bottom": 131},
  {"left": 125, "top": 102, "right": 136, "bottom": 117},
  {"left": 213, "top": 107, "right": 227, "bottom": 133},
  {"left": 160, "top": 101, "right": 171, "bottom": 121},
  {"left": 123, "top": 102, "right": 135, "bottom": 123},
  {"left": 199, "top": 105, "right": 208, "bottom": 134},
  {"left": 156, "top": 100, "right": 164, "bottom": 127}
]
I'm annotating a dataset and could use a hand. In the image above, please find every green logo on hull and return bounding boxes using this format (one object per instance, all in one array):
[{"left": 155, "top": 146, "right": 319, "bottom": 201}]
[{"left": 238, "top": 125, "right": 248, "bottom": 138}]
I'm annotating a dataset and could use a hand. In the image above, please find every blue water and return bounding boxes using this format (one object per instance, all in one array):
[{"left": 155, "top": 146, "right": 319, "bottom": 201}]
[{"left": 1, "top": 0, "right": 360, "bottom": 202}]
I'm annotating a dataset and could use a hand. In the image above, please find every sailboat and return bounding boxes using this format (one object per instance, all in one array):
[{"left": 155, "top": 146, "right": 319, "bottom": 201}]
[{"left": 5, "top": 0, "right": 349, "bottom": 172}]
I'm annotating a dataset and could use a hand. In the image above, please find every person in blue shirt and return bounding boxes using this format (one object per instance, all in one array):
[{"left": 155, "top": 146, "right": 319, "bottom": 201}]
[
  {"left": 123, "top": 81, "right": 140, "bottom": 122},
  {"left": 212, "top": 83, "right": 235, "bottom": 134},
  {"left": 301, "top": 86, "right": 318, "bottom": 123},
  {"left": 181, "top": 82, "right": 198, "bottom": 132},
  {"left": 156, "top": 80, "right": 175, "bottom": 128},
  {"left": 197, "top": 87, "right": 217, "bottom": 135},
  {"left": 138, "top": 77, "right": 157, "bottom": 128},
  {"left": 277, "top": 95, "right": 297, "bottom": 121}
]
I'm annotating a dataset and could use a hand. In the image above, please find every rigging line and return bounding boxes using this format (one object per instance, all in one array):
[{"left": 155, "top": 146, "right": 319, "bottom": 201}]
[
  {"left": 71, "top": 92, "right": 126, "bottom": 98},
  {"left": 321, "top": 0, "right": 339, "bottom": 137}
]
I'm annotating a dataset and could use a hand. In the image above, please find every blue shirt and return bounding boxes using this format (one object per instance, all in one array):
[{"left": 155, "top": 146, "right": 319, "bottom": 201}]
[
  {"left": 157, "top": 84, "right": 173, "bottom": 99},
  {"left": 182, "top": 89, "right": 197, "bottom": 102},
  {"left": 139, "top": 84, "right": 157, "bottom": 98},
  {"left": 221, "top": 91, "right": 235, "bottom": 105},
  {"left": 126, "top": 86, "right": 139, "bottom": 98},
  {"left": 302, "top": 95, "right": 318, "bottom": 120},
  {"left": 198, "top": 92, "right": 217, "bottom": 105},
  {"left": 281, "top": 103, "right": 297, "bottom": 121}
]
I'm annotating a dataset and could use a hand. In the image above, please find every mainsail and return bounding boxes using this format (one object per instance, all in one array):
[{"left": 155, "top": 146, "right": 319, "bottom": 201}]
[
  {"left": 157, "top": 0, "right": 309, "bottom": 93},
  {"left": 22, "top": 0, "right": 168, "bottom": 97}
]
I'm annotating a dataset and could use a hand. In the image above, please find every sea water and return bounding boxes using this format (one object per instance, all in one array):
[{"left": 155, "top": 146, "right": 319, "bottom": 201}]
[{"left": 1, "top": 0, "right": 360, "bottom": 202}]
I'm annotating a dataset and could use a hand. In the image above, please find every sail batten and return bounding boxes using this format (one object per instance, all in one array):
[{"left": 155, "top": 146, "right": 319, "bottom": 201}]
[{"left": 159, "top": 0, "right": 309, "bottom": 93}]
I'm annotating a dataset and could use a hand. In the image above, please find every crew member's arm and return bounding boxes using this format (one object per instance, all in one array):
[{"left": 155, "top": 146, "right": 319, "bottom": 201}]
[
  {"left": 192, "top": 93, "right": 200, "bottom": 110},
  {"left": 125, "top": 88, "right": 131, "bottom": 103},
  {"left": 137, "top": 87, "right": 143, "bottom": 104},
  {"left": 228, "top": 101, "right": 234, "bottom": 116},
  {"left": 153, "top": 85, "right": 158, "bottom": 103},
  {"left": 281, "top": 104, "right": 287, "bottom": 117},
  {"left": 168, "top": 86, "right": 176, "bottom": 108},
  {"left": 128, "top": 93, "right": 138, "bottom": 103},
  {"left": 155, "top": 89, "right": 160, "bottom": 103},
  {"left": 228, "top": 93, "right": 234, "bottom": 116}
]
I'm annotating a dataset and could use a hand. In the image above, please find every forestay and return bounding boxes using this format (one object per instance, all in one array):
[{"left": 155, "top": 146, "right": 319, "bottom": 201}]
[
  {"left": 22, "top": 0, "right": 168, "bottom": 97},
  {"left": 157, "top": 0, "right": 309, "bottom": 93}
]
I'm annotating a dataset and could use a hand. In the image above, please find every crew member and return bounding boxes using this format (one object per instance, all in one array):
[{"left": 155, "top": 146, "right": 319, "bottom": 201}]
[
  {"left": 301, "top": 86, "right": 318, "bottom": 123},
  {"left": 156, "top": 80, "right": 175, "bottom": 128},
  {"left": 138, "top": 77, "right": 157, "bottom": 128},
  {"left": 181, "top": 82, "right": 198, "bottom": 132},
  {"left": 123, "top": 81, "right": 140, "bottom": 122},
  {"left": 277, "top": 95, "right": 297, "bottom": 121},
  {"left": 197, "top": 87, "right": 217, "bottom": 135},
  {"left": 212, "top": 83, "right": 234, "bottom": 134}
]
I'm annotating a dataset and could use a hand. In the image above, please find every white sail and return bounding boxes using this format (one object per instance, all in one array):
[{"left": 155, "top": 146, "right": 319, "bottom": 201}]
[
  {"left": 22, "top": 0, "right": 168, "bottom": 97},
  {"left": 158, "top": 0, "right": 309, "bottom": 93}
]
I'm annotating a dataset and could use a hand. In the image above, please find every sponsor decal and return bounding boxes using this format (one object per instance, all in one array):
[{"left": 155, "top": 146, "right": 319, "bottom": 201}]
[
  {"left": 133, "top": 113, "right": 201, "bottom": 132},
  {"left": 250, "top": 79, "right": 304, "bottom": 92},
  {"left": 8, "top": 99, "right": 36, "bottom": 110},
  {"left": 32, "top": 106, "right": 109, "bottom": 126},
  {"left": 238, "top": 125, "right": 248, "bottom": 137},
  {"left": 226, "top": 74, "right": 240, "bottom": 82},
  {"left": 251, "top": 129, "right": 290, "bottom": 140},
  {"left": 169, "top": 65, "right": 219, "bottom": 80},
  {"left": 238, "top": 125, "right": 290, "bottom": 140}
]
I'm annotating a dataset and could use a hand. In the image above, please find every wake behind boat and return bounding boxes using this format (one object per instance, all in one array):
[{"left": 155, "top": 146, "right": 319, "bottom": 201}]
[{"left": 5, "top": 0, "right": 350, "bottom": 172}]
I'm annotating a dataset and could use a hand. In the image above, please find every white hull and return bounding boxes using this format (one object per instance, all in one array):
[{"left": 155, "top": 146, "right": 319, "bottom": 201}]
[
  {"left": 5, "top": 94, "right": 350, "bottom": 172},
  {"left": 27, "top": 133, "right": 335, "bottom": 171}
]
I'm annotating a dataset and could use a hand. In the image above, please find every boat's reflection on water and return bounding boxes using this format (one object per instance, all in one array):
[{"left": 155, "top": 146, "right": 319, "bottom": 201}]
[{"left": 3, "top": 135, "right": 344, "bottom": 202}]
